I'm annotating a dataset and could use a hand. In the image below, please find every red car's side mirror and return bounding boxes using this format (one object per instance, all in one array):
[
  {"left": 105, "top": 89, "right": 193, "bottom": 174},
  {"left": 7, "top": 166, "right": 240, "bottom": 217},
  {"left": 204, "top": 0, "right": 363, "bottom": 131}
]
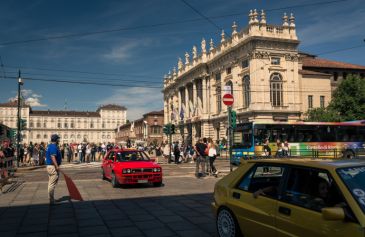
[{"left": 150, "top": 158, "right": 156, "bottom": 162}]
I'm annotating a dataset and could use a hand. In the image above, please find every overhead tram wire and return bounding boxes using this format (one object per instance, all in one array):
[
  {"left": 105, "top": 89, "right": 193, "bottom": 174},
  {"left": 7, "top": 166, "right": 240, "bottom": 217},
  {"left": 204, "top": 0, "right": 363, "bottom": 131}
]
[
  {"left": 316, "top": 44, "right": 365, "bottom": 56},
  {"left": 2, "top": 76, "right": 162, "bottom": 89},
  {"left": 3, "top": 65, "right": 162, "bottom": 80},
  {"left": 0, "top": 56, "right": 7, "bottom": 79},
  {"left": 15, "top": 71, "right": 163, "bottom": 85},
  {"left": 0, "top": 0, "right": 348, "bottom": 47}
]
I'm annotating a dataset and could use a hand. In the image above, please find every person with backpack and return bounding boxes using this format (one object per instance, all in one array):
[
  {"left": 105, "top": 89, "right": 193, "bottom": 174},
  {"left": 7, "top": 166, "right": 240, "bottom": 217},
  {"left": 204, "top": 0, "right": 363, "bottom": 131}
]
[
  {"left": 173, "top": 141, "right": 181, "bottom": 164},
  {"left": 27, "top": 142, "right": 34, "bottom": 164}
]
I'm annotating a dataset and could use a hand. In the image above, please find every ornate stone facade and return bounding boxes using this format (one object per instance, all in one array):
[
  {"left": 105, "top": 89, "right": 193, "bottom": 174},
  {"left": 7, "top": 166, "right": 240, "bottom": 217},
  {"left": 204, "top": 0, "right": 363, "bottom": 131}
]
[
  {"left": 0, "top": 102, "right": 127, "bottom": 144},
  {"left": 162, "top": 9, "right": 365, "bottom": 145}
]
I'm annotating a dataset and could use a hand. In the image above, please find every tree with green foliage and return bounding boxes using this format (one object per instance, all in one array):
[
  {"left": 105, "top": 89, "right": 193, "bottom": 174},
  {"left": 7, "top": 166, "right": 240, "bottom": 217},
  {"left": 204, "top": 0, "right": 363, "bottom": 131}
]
[{"left": 306, "top": 74, "right": 365, "bottom": 122}]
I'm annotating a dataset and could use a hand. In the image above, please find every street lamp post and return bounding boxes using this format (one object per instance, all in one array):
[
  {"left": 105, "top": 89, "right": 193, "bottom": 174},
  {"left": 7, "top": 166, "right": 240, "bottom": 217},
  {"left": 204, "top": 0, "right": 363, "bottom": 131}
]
[{"left": 16, "top": 70, "right": 23, "bottom": 168}]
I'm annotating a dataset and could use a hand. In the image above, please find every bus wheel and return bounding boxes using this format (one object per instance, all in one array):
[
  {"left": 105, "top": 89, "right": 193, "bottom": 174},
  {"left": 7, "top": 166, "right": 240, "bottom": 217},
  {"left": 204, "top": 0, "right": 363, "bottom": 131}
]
[{"left": 343, "top": 150, "right": 355, "bottom": 159}]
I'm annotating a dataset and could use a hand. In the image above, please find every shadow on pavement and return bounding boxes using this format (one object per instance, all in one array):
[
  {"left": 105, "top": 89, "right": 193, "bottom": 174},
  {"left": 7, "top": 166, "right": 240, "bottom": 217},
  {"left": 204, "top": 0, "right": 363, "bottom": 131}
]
[{"left": 0, "top": 192, "right": 217, "bottom": 237}]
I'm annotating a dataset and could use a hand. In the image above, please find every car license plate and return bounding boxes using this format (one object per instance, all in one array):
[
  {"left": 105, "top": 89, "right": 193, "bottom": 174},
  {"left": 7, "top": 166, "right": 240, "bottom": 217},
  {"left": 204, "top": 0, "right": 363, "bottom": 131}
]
[{"left": 138, "top": 180, "right": 148, "bottom": 183}]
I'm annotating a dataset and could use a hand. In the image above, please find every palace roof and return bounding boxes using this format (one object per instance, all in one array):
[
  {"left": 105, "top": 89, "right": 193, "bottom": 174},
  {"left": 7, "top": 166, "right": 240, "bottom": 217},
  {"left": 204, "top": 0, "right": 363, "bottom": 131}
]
[
  {"left": 97, "top": 104, "right": 127, "bottom": 112},
  {"left": 302, "top": 57, "right": 365, "bottom": 70},
  {"left": 31, "top": 110, "right": 100, "bottom": 117}
]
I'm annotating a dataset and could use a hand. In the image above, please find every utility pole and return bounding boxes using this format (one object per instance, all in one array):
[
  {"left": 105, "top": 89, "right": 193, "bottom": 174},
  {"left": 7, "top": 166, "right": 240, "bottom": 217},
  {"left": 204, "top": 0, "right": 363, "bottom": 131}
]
[
  {"left": 16, "top": 70, "right": 23, "bottom": 168},
  {"left": 228, "top": 106, "right": 233, "bottom": 172}
]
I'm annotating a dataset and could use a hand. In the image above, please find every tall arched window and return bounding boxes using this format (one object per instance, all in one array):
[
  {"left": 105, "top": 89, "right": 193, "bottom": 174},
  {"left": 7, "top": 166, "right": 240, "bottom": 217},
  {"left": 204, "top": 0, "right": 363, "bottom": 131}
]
[
  {"left": 270, "top": 73, "right": 283, "bottom": 107},
  {"left": 243, "top": 75, "right": 250, "bottom": 108}
]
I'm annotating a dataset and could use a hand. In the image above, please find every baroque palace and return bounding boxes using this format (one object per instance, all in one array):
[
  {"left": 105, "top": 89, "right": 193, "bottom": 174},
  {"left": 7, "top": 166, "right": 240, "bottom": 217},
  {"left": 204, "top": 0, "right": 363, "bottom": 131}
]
[
  {"left": 0, "top": 102, "right": 127, "bottom": 144},
  {"left": 162, "top": 9, "right": 365, "bottom": 145}
]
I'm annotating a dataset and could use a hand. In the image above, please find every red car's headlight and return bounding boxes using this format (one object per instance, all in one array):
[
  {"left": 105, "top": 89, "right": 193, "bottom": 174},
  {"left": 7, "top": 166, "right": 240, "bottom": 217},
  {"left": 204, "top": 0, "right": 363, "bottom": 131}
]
[
  {"left": 122, "top": 168, "right": 131, "bottom": 174},
  {"left": 153, "top": 168, "right": 161, "bottom": 172}
]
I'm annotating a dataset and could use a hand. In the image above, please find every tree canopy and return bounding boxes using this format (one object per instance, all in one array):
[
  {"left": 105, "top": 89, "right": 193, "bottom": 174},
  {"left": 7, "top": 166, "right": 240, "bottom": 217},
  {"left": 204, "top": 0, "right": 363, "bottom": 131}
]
[{"left": 306, "top": 74, "right": 365, "bottom": 122}]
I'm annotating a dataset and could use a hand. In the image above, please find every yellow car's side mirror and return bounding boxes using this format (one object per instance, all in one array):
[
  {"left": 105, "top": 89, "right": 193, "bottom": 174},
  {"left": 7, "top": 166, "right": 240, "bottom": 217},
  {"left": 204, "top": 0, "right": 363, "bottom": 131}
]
[{"left": 322, "top": 207, "right": 345, "bottom": 221}]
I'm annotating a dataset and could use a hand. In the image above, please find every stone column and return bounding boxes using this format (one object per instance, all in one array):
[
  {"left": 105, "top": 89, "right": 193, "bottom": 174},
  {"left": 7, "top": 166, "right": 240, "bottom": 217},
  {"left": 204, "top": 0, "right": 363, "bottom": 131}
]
[
  {"left": 193, "top": 80, "right": 197, "bottom": 116},
  {"left": 202, "top": 77, "right": 207, "bottom": 114},
  {"left": 185, "top": 86, "right": 189, "bottom": 119},
  {"left": 178, "top": 88, "right": 182, "bottom": 118},
  {"left": 164, "top": 98, "right": 169, "bottom": 123}
]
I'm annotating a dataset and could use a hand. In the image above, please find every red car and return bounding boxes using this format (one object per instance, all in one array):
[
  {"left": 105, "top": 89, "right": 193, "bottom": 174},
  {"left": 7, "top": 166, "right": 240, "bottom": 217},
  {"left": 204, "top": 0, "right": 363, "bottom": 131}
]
[{"left": 101, "top": 148, "right": 163, "bottom": 188}]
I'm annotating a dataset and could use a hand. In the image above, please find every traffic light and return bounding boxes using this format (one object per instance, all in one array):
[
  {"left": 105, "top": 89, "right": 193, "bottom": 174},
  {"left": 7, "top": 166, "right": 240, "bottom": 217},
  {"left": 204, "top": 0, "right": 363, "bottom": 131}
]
[
  {"left": 8, "top": 129, "right": 17, "bottom": 140},
  {"left": 20, "top": 119, "right": 27, "bottom": 130},
  {"left": 230, "top": 110, "right": 237, "bottom": 129},
  {"left": 171, "top": 124, "right": 175, "bottom": 134},
  {"left": 163, "top": 124, "right": 171, "bottom": 135}
]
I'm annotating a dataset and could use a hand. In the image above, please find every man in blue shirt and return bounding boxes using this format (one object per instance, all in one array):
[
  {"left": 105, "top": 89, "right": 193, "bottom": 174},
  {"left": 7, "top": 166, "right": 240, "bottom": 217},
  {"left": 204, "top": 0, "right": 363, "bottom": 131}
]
[{"left": 46, "top": 134, "right": 62, "bottom": 205}]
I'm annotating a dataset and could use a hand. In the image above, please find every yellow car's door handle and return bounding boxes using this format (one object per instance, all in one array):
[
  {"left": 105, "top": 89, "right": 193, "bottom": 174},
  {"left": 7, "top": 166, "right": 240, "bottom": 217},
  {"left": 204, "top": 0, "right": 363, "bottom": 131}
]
[{"left": 279, "top": 206, "right": 291, "bottom": 216}]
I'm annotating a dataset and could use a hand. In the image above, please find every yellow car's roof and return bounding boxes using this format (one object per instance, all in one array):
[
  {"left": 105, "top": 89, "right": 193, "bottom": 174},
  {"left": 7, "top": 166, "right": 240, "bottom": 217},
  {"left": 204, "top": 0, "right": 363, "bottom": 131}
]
[{"left": 246, "top": 158, "right": 365, "bottom": 170}]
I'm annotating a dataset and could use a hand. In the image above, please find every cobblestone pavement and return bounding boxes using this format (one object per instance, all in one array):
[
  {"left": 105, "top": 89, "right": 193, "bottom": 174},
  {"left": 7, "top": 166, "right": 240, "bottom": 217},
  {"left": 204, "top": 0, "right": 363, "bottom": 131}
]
[{"left": 0, "top": 159, "right": 234, "bottom": 237}]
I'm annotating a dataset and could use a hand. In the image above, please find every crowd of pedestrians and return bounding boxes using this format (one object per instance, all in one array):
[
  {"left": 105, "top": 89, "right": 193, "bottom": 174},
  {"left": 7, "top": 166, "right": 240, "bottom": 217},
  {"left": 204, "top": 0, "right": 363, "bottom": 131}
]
[{"left": 0, "top": 142, "right": 122, "bottom": 167}]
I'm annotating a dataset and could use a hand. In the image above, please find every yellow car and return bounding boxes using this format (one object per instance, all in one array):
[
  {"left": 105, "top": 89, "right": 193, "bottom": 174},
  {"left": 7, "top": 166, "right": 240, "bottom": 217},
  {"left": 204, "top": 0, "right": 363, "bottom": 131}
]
[{"left": 212, "top": 159, "right": 365, "bottom": 237}]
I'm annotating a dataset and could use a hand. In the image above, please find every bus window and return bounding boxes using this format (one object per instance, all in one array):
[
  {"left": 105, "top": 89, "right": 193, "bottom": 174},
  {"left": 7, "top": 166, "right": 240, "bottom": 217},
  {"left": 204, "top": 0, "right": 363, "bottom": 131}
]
[
  {"left": 242, "top": 131, "right": 252, "bottom": 148},
  {"left": 254, "top": 128, "right": 268, "bottom": 145},
  {"left": 319, "top": 125, "right": 336, "bottom": 142},
  {"left": 336, "top": 126, "right": 357, "bottom": 142}
]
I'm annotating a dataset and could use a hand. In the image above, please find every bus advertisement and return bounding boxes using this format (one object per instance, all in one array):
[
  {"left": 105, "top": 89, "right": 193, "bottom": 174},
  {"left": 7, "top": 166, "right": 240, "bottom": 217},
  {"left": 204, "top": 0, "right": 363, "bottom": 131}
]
[{"left": 231, "top": 120, "right": 365, "bottom": 164}]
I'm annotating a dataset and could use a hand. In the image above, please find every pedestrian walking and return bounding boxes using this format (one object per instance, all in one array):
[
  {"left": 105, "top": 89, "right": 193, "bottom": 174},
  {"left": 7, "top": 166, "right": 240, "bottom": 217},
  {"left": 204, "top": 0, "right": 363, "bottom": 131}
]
[
  {"left": 78, "top": 143, "right": 83, "bottom": 163},
  {"left": 46, "top": 134, "right": 62, "bottom": 205},
  {"left": 208, "top": 138, "right": 218, "bottom": 176},
  {"left": 194, "top": 138, "right": 207, "bottom": 178},
  {"left": 31, "top": 144, "right": 39, "bottom": 166},
  {"left": 65, "top": 144, "right": 72, "bottom": 163},
  {"left": 91, "top": 144, "right": 96, "bottom": 162},
  {"left": 85, "top": 144, "right": 91, "bottom": 163},
  {"left": 173, "top": 141, "right": 180, "bottom": 164},
  {"left": 163, "top": 141, "right": 170, "bottom": 164},
  {"left": 39, "top": 142, "right": 45, "bottom": 166}
]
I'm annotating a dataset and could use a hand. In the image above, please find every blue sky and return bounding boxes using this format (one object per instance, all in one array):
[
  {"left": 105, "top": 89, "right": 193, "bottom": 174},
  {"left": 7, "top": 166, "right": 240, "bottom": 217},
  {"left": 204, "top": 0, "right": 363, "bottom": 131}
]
[{"left": 0, "top": 0, "right": 364, "bottom": 120}]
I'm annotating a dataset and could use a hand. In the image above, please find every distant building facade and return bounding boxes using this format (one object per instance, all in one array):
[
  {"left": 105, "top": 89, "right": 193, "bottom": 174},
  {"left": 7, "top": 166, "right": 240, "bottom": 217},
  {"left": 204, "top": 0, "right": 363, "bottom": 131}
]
[
  {"left": 162, "top": 9, "right": 365, "bottom": 145},
  {"left": 116, "top": 110, "right": 164, "bottom": 146},
  {"left": 0, "top": 102, "right": 127, "bottom": 144}
]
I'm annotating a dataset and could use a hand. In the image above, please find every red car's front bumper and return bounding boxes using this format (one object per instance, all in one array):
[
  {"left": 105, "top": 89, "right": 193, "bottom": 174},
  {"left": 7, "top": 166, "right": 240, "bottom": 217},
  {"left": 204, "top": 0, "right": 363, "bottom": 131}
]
[{"left": 117, "top": 172, "right": 162, "bottom": 184}]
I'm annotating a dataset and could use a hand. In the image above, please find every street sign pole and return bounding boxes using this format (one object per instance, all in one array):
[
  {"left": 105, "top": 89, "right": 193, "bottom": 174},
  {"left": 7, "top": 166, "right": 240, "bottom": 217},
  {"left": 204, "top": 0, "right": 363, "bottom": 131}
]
[
  {"left": 16, "top": 70, "right": 23, "bottom": 168},
  {"left": 228, "top": 106, "right": 233, "bottom": 172},
  {"left": 169, "top": 130, "right": 172, "bottom": 163},
  {"left": 223, "top": 93, "right": 234, "bottom": 172}
]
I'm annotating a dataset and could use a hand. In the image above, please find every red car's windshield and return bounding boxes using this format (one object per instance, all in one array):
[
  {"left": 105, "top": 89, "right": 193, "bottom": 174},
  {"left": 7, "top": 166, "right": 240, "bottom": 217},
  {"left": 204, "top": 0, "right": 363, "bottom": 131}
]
[{"left": 116, "top": 151, "right": 150, "bottom": 162}]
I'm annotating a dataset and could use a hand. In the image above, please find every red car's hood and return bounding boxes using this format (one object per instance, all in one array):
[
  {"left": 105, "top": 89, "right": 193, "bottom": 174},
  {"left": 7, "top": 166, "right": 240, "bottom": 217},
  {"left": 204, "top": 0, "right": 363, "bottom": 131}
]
[{"left": 116, "top": 161, "right": 161, "bottom": 168}]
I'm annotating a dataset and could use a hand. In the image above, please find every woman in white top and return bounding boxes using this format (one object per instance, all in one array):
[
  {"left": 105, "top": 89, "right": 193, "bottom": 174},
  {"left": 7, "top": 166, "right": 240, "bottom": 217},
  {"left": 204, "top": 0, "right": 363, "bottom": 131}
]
[
  {"left": 85, "top": 144, "right": 91, "bottom": 163},
  {"left": 208, "top": 138, "right": 218, "bottom": 175}
]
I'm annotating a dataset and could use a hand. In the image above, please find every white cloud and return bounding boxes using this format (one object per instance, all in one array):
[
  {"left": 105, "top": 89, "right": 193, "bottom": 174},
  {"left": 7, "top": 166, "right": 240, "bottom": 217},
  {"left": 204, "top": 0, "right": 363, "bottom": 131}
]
[
  {"left": 98, "top": 87, "right": 163, "bottom": 120},
  {"left": 103, "top": 38, "right": 156, "bottom": 62},
  {"left": 8, "top": 89, "right": 47, "bottom": 107},
  {"left": 25, "top": 97, "right": 47, "bottom": 107},
  {"left": 103, "top": 42, "right": 139, "bottom": 62}
]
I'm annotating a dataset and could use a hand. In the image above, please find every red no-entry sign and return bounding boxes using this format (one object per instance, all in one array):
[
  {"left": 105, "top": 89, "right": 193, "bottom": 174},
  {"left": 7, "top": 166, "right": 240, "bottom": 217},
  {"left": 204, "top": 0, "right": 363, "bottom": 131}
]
[{"left": 223, "top": 94, "right": 234, "bottom": 106}]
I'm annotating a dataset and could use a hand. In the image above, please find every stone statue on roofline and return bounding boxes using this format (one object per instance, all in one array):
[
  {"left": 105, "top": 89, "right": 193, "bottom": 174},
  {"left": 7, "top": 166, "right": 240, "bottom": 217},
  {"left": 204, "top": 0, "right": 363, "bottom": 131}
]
[
  {"left": 192, "top": 45, "right": 198, "bottom": 59},
  {"left": 185, "top": 52, "right": 190, "bottom": 65},
  {"left": 201, "top": 38, "right": 206, "bottom": 53}
]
